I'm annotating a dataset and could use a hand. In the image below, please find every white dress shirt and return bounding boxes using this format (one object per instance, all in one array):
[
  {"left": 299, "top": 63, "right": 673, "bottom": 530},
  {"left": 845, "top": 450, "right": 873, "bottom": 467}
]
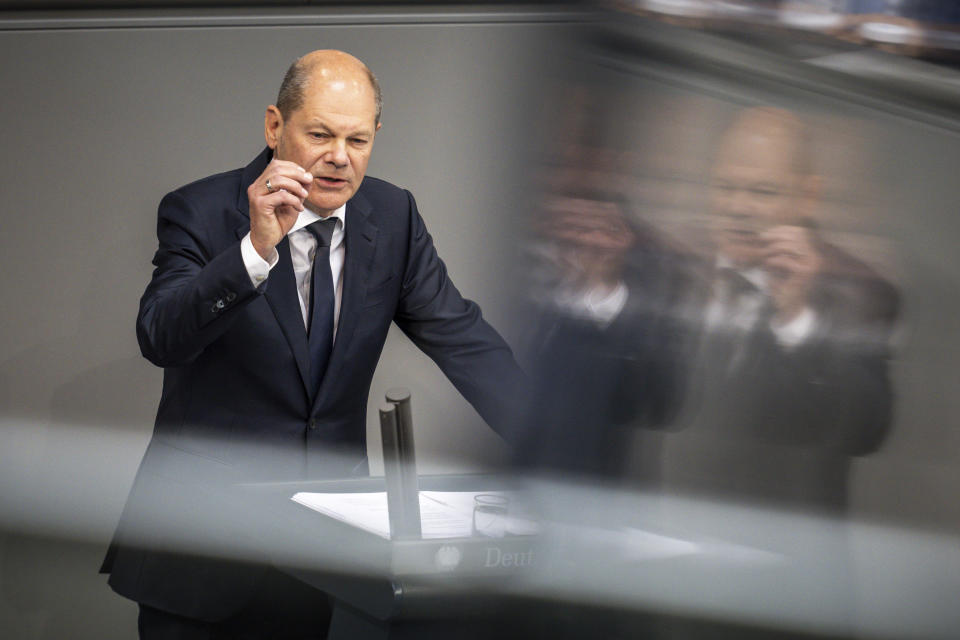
[
  {"left": 707, "top": 255, "right": 817, "bottom": 348},
  {"left": 240, "top": 204, "right": 346, "bottom": 338},
  {"left": 551, "top": 281, "right": 628, "bottom": 328}
]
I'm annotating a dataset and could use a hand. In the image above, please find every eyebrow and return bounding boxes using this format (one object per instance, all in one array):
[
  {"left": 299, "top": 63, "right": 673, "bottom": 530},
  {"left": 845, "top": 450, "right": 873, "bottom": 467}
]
[{"left": 303, "top": 120, "right": 373, "bottom": 137}]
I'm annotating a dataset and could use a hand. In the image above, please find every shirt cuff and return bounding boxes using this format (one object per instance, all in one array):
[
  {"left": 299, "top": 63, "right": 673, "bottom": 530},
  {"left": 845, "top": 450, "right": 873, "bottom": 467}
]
[
  {"left": 240, "top": 232, "right": 278, "bottom": 288},
  {"left": 771, "top": 307, "right": 817, "bottom": 348}
]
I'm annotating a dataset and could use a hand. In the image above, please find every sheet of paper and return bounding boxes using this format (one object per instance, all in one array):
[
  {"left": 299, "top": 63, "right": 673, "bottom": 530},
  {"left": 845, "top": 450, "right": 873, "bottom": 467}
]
[
  {"left": 292, "top": 490, "right": 504, "bottom": 539},
  {"left": 419, "top": 491, "right": 490, "bottom": 517},
  {"left": 292, "top": 490, "right": 542, "bottom": 539},
  {"left": 292, "top": 492, "right": 393, "bottom": 538}
]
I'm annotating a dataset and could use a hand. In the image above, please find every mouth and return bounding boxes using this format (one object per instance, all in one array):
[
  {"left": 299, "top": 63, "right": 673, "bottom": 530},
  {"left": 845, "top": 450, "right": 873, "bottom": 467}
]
[{"left": 315, "top": 176, "right": 348, "bottom": 188}]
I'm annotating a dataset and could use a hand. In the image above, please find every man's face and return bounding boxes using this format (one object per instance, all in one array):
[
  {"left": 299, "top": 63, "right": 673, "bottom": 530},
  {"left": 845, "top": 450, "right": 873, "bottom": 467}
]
[
  {"left": 267, "top": 73, "right": 380, "bottom": 216},
  {"left": 710, "top": 128, "right": 805, "bottom": 267},
  {"left": 540, "top": 195, "right": 635, "bottom": 285},
  {"left": 544, "top": 196, "right": 634, "bottom": 254}
]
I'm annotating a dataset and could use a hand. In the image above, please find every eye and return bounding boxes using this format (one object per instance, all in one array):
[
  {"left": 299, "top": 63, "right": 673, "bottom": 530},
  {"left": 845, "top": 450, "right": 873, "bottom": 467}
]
[
  {"left": 310, "top": 132, "right": 330, "bottom": 140},
  {"left": 350, "top": 137, "right": 368, "bottom": 146},
  {"left": 752, "top": 187, "right": 781, "bottom": 197}
]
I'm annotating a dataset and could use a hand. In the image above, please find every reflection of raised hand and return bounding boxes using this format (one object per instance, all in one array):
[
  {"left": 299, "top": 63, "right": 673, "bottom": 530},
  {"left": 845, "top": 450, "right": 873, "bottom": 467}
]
[
  {"left": 760, "top": 225, "right": 823, "bottom": 323},
  {"left": 540, "top": 196, "right": 635, "bottom": 290}
]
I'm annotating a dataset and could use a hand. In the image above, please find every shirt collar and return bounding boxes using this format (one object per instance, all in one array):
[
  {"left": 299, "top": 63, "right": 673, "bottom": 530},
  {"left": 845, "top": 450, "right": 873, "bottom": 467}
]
[
  {"left": 289, "top": 203, "right": 347, "bottom": 235},
  {"left": 716, "top": 254, "right": 769, "bottom": 294}
]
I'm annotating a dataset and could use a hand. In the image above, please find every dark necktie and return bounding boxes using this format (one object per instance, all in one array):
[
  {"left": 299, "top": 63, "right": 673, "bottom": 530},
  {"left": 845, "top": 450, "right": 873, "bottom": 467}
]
[
  {"left": 305, "top": 218, "right": 338, "bottom": 393},
  {"left": 716, "top": 267, "right": 758, "bottom": 302},
  {"left": 709, "top": 267, "right": 774, "bottom": 375}
]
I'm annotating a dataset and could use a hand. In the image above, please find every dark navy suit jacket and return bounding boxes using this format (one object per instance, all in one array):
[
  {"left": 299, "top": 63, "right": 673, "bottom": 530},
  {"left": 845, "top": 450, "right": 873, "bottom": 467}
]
[{"left": 103, "top": 148, "right": 525, "bottom": 620}]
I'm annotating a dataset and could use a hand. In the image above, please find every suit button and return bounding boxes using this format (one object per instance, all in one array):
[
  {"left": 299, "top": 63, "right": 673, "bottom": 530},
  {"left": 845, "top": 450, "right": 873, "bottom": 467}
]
[
  {"left": 308, "top": 418, "right": 317, "bottom": 430},
  {"left": 215, "top": 299, "right": 225, "bottom": 309},
  {"left": 226, "top": 291, "right": 237, "bottom": 302}
]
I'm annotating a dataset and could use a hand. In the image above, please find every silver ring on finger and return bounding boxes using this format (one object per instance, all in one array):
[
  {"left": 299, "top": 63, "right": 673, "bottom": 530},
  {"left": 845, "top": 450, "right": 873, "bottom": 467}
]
[{"left": 265, "top": 178, "right": 276, "bottom": 193}]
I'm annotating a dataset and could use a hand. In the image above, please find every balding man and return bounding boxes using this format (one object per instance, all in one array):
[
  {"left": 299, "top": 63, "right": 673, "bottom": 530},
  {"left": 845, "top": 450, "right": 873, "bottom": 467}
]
[
  {"left": 667, "top": 107, "right": 899, "bottom": 516},
  {"left": 102, "top": 50, "right": 525, "bottom": 638}
]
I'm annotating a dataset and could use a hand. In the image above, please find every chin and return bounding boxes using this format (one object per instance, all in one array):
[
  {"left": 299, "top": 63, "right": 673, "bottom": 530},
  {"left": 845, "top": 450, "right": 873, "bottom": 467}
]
[{"left": 308, "top": 197, "right": 348, "bottom": 214}]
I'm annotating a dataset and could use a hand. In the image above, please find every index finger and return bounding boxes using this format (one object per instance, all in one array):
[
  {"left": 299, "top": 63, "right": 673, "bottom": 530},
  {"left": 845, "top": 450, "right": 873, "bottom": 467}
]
[
  {"left": 268, "top": 159, "right": 313, "bottom": 185},
  {"left": 760, "top": 225, "right": 807, "bottom": 243},
  {"left": 759, "top": 240, "right": 812, "bottom": 263}
]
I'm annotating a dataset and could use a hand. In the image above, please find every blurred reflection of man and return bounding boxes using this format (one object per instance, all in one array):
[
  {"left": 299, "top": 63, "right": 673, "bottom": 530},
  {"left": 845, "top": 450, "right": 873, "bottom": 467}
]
[
  {"left": 514, "top": 179, "right": 692, "bottom": 483},
  {"left": 670, "top": 107, "right": 899, "bottom": 515}
]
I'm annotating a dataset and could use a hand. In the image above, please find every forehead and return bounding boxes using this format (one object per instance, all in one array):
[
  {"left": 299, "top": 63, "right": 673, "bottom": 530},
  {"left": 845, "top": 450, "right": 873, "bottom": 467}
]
[
  {"left": 543, "top": 196, "right": 629, "bottom": 232},
  {"left": 713, "top": 133, "right": 800, "bottom": 186},
  {"left": 713, "top": 160, "right": 796, "bottom": 189},
  {"left": 293, "top": 74, "right": 377, "bottom": 131},
  {"left": 546, "top": 195, "right": 618, "bottom": 215},
  {"left": 713, "top": 115, "right": 803, "bottom": 182}
]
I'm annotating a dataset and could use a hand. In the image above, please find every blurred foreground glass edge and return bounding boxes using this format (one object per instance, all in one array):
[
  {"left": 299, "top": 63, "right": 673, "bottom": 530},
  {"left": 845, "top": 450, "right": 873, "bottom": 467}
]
[{"left": 2, "top": 421, "right": 958, "bottom": 638}]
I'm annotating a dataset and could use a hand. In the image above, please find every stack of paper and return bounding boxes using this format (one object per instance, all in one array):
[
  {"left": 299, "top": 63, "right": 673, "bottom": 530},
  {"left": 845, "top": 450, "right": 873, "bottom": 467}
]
[{"left": 291, "top": 490, "right": 539, "bottom": 540}]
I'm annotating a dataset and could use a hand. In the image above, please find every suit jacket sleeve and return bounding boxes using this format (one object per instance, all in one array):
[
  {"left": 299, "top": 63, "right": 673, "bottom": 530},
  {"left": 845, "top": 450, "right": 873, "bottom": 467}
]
[
  {"left": 392, "top": 190, "right": 527, "bottom": 441},
  {"left": 137, "top": 189, "right": 260, "bottom": 367}
]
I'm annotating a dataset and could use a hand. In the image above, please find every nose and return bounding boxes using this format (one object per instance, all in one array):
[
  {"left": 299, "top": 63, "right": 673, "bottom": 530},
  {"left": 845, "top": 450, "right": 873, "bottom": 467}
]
[
  {"left": 724, "top": 187, "right": 752, "bottom": 215},
  {"left": 716, "top": 187, "right": 761, "bottom": 225},
  {"left": 325, "top": 140, "right": 348, "bottom": 169}
]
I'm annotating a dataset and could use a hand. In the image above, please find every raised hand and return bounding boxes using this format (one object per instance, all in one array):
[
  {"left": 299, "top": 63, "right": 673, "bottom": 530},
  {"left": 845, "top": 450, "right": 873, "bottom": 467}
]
[
  {"left": 761, "top": 224, "right": 823, "bottom": 323},
  {"left": 247, "top": 159, "right": 313, "bottom": 260}
]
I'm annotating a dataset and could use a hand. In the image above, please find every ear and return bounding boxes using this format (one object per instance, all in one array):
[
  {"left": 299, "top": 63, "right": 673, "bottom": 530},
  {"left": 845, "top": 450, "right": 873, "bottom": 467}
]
[
  {"left": 367, "top": 121, "right": 382, "bottom": 147},
  {"left": 264, "top": 105, "right": 284, "bottom": 150}
]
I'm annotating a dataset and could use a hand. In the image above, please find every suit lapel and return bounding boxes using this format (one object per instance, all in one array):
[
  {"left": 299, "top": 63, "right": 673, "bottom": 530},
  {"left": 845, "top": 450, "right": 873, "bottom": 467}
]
[
  {"left": 241, "top": 233, "right": 312, "bottom": 400},
  {"left": 313, "top": 190, "right": 378, "bottom": 411},
  {"left": 236, "top": 148, "right": 312, "bottom": 401},
  {"left": 265, "top": 237, "right": 312, "bottom": 399}
]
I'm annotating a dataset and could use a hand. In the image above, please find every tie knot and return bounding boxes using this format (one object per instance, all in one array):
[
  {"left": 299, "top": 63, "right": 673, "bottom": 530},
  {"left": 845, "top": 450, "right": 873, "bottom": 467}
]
[
  {"left": 717, "top": 267, "right": 758, "bottom": 297},
  {"left": 305, "top": 218, "right": 337, "bottom": 248}
]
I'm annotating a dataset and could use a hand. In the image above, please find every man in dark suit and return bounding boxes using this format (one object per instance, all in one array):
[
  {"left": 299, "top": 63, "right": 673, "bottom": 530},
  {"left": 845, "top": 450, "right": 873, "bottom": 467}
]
[
  {"left": 667, "top": 106, "right": 899, "bottom": 515},
  {"left": 655, "top": 105, "right": 900, "bottom": 640},
  {"left": 102, "top": 49, "right": 525, "bottom": 639}
]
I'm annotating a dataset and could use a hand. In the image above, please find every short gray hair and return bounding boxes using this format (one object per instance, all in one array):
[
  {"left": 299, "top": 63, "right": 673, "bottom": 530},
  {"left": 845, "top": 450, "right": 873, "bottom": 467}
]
[{"left": 275, "top": 57, "right": 382, "bottom": 126}]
